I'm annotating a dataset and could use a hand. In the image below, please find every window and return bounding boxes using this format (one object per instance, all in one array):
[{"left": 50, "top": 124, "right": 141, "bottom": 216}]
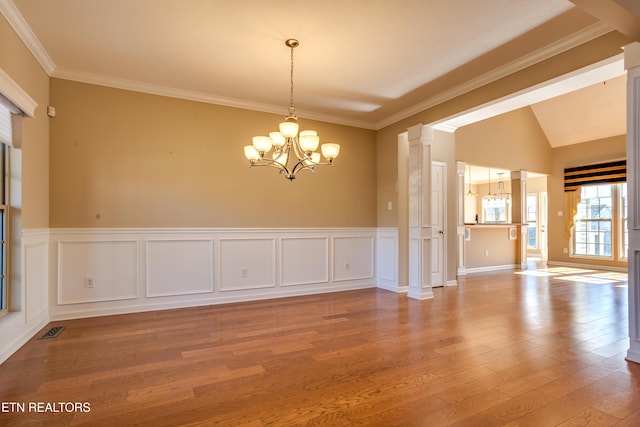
[
  {"left": 482, "top": 197, "right": 509, "bottom": 223},
  {"left": 0, "top": 146, "right": 6, "bottom": 314},
  {"left": 526, "top": 194, "right": 537, "bottom": 249},
  {"left": 0, "top": 98, "right": 13, "bottom": 317},
  {"left": 572, "top": 183, "right": 627, "bottom": 260}
]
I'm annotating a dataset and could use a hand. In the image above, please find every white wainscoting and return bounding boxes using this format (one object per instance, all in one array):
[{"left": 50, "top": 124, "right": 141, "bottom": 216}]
[
  {"left": 376, "top": 228, "right": 401, "bottom": 292},
  {"left": 49, "top": 228, "right": 379, "bottom": 320},
  {"left": 219, "top": 237, "right": 276, "bottom": 291},
  {"left": 0, "top": 230, "right": 50, "bottom": 364},
  {"left": 147, "top": 239, "right": 214, "bottom": 297},
  {"left": 58, "top": 240, "right": 139, "bottom": 304}
]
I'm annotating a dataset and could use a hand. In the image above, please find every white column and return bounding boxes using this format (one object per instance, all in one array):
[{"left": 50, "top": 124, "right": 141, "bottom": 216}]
[
  {"left": 511, "top": 170, "right": 528, "bottom": 268},
  {"left": 456, "top": 161, "right": 467, "bottom": 276},
  {"left": 407, "top": 124, "right": 434, "bottom": 300},
  {"left": 625, "top": 42, "right": 640, "bottom": 364},
  {"left": 397, "top": 132, "right": 409, "bottom": 291}
]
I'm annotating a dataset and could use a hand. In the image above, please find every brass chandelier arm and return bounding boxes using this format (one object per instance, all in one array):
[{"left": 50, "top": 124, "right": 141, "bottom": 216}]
[
  {"left": 249, "top": 157, "right": 294, "bottom": 179},
  {"left": 249, "top": 154, "right": 334, "bottom": 181}
]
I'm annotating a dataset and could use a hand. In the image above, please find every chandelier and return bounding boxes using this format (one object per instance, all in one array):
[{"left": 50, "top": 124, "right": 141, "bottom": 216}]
[
  {"left": 493, "top": 172, "right": 511, "bottom": 200},
  {"left": 243, "top": 39, "right": 340, "bottom": 181}
]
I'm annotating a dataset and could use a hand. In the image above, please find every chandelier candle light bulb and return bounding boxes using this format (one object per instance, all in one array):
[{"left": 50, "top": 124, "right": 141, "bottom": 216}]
[{"left": 243, "top": 38, "right": 340, "bottom": 181}]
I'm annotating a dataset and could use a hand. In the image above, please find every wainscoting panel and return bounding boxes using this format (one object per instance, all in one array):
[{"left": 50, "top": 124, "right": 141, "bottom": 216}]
[
  {"left": 219, "top": 238, "right": 276, "bottom": 291},
  {"left": 333, "top": 236, "right": 374, "bottom": 282},
  {"left": 146, "top": 239, "right": 214, "bottom": 297},
  {"left": 58, "top": 240, "right": 139, "bottom": 304},
  {"left": 49, "top": 228, "right": 378, "bottom": 320},
  {"left": 0, "top": 230, "right": 51, "bottom": 364},
  {"left": 24, "top": 240, "right": 48, "bottom": 322},
  {"left": 376, "top": 228, "right": 399, "bottom": 292},
  {"left": 281, "top": 237, "right": 329, "bottom": 286}
]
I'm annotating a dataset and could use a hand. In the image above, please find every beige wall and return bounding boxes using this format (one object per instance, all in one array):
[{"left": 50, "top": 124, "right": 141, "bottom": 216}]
[
  {"left": 0, "top": 15, "right": 49, "bottom": 229},
  {"left": 465, "top": 227, "right": 517, "bottom": 268},
  {"left": 548, "top": 135, "right": 627, "bottom": 269},
  {"left": 376, "top": 31, "right": 628, "bottom": 284},
  {"left": 376, "top": 31, "right": 629, "bottom": 229},
  {"left": 49, "top": 79, "right": 376, "bottom": 228},
  {"left": 432, "top": 130, "right": 457, "bottom": 282},
  {"left": 456, "top": 107, "right": 552, "bottom": 173}
]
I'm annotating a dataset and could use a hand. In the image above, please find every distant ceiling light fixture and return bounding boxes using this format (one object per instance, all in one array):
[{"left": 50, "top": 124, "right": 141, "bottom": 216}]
[
  {"left": 243, "top": 39, "right": 340, "bottom": 181},
  {"left": 466, "top": 164, "right": 476, "bottom": 197},
  {"left": 494, "top": 172, "right": 511, "bottom": 200}
]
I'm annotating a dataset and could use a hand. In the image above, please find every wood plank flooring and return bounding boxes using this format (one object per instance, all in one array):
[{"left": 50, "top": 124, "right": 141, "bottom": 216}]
[{"left": 0, "top": 266, "right": 639, "bottom": 426}]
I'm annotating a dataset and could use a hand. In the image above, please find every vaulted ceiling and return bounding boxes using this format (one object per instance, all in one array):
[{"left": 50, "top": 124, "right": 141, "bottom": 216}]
[{"left": 2, "top": 0, "right": 639, "bottom": 144}]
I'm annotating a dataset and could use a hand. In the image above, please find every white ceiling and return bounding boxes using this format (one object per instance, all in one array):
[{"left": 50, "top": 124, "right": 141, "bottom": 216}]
[{"left": 0, "top": 0, "right": 636, "bottom": 143}]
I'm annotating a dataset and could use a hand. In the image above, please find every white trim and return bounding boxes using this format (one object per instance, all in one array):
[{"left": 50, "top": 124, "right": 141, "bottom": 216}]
[
  {"left": 0, "top": 0, "right": 55, "bottom": 75},
  {"left": 49, "top": 227, "right": 378, "bottom": 320},
  {"left": 51, "top": 68, "right": 376, "bottom": 130},
  {"left": 465, "top": 264, "right": 518, "bottom": 274},
  {"left": 546, "top": 261, "right": 628, "bottom": 273},
  {"left": 376, "top": 22, "right": 612, "bottom": 129},
  {"left": 0, "top": 68, "right": 37, "bottom": 117},
  {"left": 377, "top": 283, "right": 408, "bottom": 293},
  {"left": 0, "top": 0, "right": 610, "bottom": 131},
  {"left": 0, "top": 309, "right": 48, "bottom": 364}
]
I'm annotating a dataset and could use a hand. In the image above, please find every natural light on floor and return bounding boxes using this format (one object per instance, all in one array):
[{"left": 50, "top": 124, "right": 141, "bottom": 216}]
[{"left": 515, "top": 266, "right": 628, "bottom": 285}]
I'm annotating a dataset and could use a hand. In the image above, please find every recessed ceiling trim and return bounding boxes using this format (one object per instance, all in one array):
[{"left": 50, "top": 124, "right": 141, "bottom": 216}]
[
  {"left": 434, "top": 53, "right": 625, "bottom": 133},
  {"left": 375, "top": 22, "right": 612, "bottom": 130},
  {"left": 0, "top": 0, "right": 613, "bottom": 132},
  {"left": 0, "top": 0, "right": 55, "bottom": 74},
  {"left": 52, "top": 68, "right": 377, "bottom": 130}
]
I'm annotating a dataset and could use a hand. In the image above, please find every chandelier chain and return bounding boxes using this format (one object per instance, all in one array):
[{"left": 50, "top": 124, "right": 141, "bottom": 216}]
[{"left": 289, "top": 42, "right": 295, "bottom": 116}]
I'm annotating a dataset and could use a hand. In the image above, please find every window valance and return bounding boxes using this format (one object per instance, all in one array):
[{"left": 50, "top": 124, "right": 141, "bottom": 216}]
[{"left": 564, "top": 160, "right": 626, "bottom": 192}]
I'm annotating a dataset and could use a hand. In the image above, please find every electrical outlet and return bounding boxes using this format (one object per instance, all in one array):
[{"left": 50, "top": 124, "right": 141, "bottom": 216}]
[
  {"left": 85, "top": 277, "right": 94, "bottom": 288},
  {"left": 240, "top": 267, "right": 248, "bottom": 278},
  {"left": 484, "top": 250, "right": 489, "bottom": 257},
  {"left": 563, "top": 248, "right": 568, "bottom": 254}
]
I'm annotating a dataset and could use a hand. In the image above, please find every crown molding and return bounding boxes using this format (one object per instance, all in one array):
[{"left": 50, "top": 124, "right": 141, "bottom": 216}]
[
  {"left": 0, "top": 0, "right": 613, "bottom": 132},
  {"left": 52, "top": 67, "right": 377, "bottom": 129},
  {"left": 0, "top": 0, "right": 55, "bottom": 75},
  {"left": 374, "top": 22, "right": 613, "bottom": 130}
]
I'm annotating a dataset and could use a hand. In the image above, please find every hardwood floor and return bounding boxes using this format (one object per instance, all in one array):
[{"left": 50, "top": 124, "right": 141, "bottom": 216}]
[{"left": 1, "top": 266, "right": 639, "bottom": 426}]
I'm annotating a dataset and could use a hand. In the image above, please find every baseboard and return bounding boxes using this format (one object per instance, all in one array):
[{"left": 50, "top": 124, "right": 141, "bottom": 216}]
[
  {"left": 0, "top": 309, "right": 49, "bottom": 364},
  {"left": 464, "top": 264, "right": 517, "bottom": 274},
  {"left": 626, "top": 347, "right": 640, "bottom": 364},
  {"left": 50, "top": 281, "right": 377, "bottom": 321},
  {"left": 377, "top": 282, "right": 408, "bottom": 293},
  {"left": 546, "top": 260, "right": 628, "bottom": 273}
]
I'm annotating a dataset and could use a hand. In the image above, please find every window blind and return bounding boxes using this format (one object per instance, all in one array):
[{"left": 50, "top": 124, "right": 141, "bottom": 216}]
[
  {"left": 0, "top": 94, "right": 20, "bottom": 148},
  {"left": 0, "top": 103, "right": 10, "bottom": 147},
  {"left": 564, "top": 160, "right": 626, "bottom": 192}
]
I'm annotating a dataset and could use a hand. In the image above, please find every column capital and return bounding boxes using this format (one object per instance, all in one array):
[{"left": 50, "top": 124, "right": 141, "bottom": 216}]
[
  {"left": 511, "top": 170, "right": 528, "bottom": 181},
  {"left": 625, "top": 42, "right": 640, "bottom": 70},
  {"left": 407, "top": 124, "right": 433, "bottom": 146},
  {"left": 456, "top": 161, "right": 466, "bottom": 176}
]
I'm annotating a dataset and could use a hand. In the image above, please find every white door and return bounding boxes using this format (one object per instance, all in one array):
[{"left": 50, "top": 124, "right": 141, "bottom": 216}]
[{"left": 431, "top": 162, "right": 446, "bottom": 287}]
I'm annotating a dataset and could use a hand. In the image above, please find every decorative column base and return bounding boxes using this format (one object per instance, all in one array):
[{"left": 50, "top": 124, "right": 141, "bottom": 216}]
[{"left": 408, "top": 286, "right": 434, "bottom": 300}]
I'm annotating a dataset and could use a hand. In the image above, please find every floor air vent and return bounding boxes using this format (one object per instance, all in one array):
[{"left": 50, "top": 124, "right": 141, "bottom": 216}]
[{"left": 39, "top": 326, "right": 65, "bottom": 339}]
